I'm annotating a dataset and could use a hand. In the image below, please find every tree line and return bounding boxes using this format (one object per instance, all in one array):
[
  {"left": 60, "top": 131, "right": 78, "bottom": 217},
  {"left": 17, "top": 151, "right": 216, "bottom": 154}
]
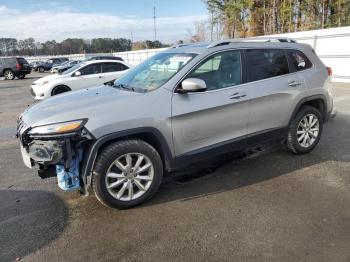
[
  {"left": 0, "top": 37, "right": 167, "bottom": 56},
  {"left": 202, "top": 0, "right": 350, "bottom": 39}
]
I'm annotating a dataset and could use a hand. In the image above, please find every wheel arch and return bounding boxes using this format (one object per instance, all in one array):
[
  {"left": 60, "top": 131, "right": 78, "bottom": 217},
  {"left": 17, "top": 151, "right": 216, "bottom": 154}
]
[
  {"left": 51, "top": 85, "right": 71, "bottom": 96},
  {"left": 2, "top": 68, "right": 13, "bottom": 74},
  {"left": 290, "top": 95, "right": 328, "bottom": 125},
  {"left": 81, "top": 127, "right": 174, "bottom": 187}
]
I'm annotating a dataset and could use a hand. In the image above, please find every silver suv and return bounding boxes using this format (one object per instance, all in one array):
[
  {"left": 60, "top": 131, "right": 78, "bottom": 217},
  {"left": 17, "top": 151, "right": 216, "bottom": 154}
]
[{"left": 17, "top": 39, "right": 334, "bottom": 208}]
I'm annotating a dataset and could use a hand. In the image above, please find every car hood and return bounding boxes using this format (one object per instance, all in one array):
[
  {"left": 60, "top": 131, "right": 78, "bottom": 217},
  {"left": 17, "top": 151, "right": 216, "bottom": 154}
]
[
  {"left": 33, "top": 74, "right": 67, "bottom": 84},
  {"left": 21, "top": 85, "right": 143, "bottom": 129}
]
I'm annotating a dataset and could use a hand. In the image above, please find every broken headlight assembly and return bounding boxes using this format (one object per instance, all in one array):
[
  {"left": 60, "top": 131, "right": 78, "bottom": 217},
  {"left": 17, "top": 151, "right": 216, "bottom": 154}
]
[
  {"left": 28, "top": 119, "right": 87, "bottom": 136},
  {"left": 24, "top": 119, "right": 93, "bottom": 193}
]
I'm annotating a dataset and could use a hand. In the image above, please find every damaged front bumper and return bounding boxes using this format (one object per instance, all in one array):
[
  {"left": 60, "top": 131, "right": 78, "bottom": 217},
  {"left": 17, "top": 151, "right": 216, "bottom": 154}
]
[{"left": 17, "top": 117, "right": 95, "bottom": 194}]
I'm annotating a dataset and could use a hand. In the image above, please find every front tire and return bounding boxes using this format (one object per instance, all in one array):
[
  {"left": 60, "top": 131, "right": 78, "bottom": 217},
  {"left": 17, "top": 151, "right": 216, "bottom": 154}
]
[
  {"left": 287, "top": 106, "right": 323, "bottom": 154},
  {"left": 51, "top": 85, "right": 71, "bottom": 96},
  {"left": 38, "top": 67, "right": 45, "bottom": 73},
  {"left": 4, "top": 70, "right": 15, "bottom": 80},
  {"left": 92, "top": 140, "right": 163, "bottom": 209}
]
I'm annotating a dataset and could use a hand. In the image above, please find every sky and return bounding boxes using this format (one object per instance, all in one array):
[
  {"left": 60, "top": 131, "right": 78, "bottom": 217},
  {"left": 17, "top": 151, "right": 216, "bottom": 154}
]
[{"left": 0, "top": 0, "right": 208, "bottom": 43}]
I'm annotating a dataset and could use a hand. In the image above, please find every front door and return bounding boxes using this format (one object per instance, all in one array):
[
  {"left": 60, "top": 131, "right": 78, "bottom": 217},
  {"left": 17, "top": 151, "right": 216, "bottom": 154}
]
[
  {"left": 171, "top": 50, "right": 249, "bottom": 157},
  {"left": 70, "top": 63, "right": 103, "bottom": 91}
]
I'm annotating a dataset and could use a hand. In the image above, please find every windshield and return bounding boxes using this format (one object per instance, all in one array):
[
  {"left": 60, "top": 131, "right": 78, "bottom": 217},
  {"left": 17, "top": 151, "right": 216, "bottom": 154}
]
[
  {"left": 61, "top": 63, "right": 84, "bottom": 75},
  {"left": 59, "top": 61, "right": 69, "bottom": 66},
  {"left": 113, "top": 52, "right": 196, "bottom": 92}
]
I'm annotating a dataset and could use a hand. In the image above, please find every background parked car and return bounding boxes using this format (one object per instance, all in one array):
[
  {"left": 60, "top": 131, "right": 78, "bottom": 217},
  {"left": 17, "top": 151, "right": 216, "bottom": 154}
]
[
  {"left": 51, "top": 60, "right": 81, "bottom": 74},
  {"left": 30, "top": 60, "right": 130, "bottom": 99},
  {"left": 29, "top": 61, "right": 44, "bottom": 70},
  {"left": 87, "top": 56, "right": 123, "bottom": 61},
  {"left": 33, "top": 58, "right": 69, "bottom": 72},
  {"left": 0, "top": 57, "right": 31, "bottom": 80}
]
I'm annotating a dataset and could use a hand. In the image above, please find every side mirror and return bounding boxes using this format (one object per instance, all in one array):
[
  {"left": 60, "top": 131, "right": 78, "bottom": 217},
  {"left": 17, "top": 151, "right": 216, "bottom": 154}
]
[
  {"left": 179, "top": 78, "right": 207, "bottom": 93},
  {"left": 74, "top": 71, "right": 81, "bottom": 77}
]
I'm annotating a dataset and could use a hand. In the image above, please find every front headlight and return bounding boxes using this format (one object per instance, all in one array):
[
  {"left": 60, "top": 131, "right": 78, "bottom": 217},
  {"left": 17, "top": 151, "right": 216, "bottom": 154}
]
[{"left": 28, "top": 119, "right": 87, "bottom": 135}]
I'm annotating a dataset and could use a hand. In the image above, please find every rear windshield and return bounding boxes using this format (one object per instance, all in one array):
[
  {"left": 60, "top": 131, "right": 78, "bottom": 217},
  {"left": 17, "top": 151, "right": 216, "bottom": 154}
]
[{"left": 16, "top": 58, "right": 28, "bottom": 64}]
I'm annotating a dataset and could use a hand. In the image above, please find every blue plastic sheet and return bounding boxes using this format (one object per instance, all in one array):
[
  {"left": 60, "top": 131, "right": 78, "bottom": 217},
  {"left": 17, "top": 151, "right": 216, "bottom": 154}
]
[{"left": 56, "top": 149, "right": 82, "bottom": 191}]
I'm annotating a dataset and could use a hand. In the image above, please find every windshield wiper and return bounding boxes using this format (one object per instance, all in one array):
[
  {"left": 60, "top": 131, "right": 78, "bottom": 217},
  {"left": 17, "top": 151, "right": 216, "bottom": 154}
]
[{"left": 113, "top": 83, "right": 135, "bottom": 92}]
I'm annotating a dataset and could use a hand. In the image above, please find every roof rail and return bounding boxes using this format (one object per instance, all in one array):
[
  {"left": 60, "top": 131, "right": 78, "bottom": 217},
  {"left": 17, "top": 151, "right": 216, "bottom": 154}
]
[
  {"left": 171, "top": 42, "right": 209, "bottom": 49},
  {"left": 207, "top": 37, "right": 297, "bottom": 48}
]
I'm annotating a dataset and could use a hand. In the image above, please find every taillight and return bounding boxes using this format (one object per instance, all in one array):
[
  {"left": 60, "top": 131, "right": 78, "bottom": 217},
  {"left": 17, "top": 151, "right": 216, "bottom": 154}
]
[
  {"left": 16, "top": 63, "right": 22, "bottom": 70},
  {"left": 326, "top": 67, "right": 332, "bottom": 76}
]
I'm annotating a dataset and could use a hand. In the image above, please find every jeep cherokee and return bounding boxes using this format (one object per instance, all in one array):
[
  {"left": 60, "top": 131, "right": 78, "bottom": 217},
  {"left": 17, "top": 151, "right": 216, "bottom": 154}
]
[{"left": 17, "top": 38, "right": 334, "bottom": 209}]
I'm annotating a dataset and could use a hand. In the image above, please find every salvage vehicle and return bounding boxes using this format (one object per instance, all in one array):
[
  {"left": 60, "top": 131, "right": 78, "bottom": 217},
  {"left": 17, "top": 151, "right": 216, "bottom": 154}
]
[
  {"left": 0, "top": 57, "right": 31, "bottom": 79},
  {"left": 17, "top": 38, "right": 334, "bottom": 209},
  {"left": 30, "top": 60, "right": 130, "bottom": 99}
]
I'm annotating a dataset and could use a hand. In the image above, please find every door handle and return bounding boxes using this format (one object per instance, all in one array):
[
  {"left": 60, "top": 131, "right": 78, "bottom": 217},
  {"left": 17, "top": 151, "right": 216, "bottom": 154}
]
[
  {"left": 98, "top": 75, "right": 103, "bottom": 79},
  {"left": 289, "top": 81, "right": 301, "bottom": 87},
  {"left": 229, "top": 92, "right": 247, "bottom": 100}
]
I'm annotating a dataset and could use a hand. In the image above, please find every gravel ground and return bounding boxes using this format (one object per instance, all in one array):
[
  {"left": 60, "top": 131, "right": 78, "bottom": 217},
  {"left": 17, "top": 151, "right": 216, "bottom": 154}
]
[{"left": 0, "top": 72, "right": 349, "bottom": 262}]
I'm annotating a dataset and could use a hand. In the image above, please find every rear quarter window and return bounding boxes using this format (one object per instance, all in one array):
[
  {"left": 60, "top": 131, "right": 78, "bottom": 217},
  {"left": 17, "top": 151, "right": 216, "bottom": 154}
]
[
  {"left": 16, "top": 58, "right": 28, "bottom": 64},
  {"left": 245, "top": 49, "right": 290, "bottom": 82},
  {"left": 102, "top": 63, "right": 128, "bottom": 73},
  {"left": 287, "top": 50, "right": 312, "bottom": 71}
]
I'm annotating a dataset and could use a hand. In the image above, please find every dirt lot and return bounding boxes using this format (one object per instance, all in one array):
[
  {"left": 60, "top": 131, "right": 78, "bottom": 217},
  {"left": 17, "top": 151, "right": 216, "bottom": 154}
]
[{"left": 0, "top": 72, "right": 349, "bottom": 262}]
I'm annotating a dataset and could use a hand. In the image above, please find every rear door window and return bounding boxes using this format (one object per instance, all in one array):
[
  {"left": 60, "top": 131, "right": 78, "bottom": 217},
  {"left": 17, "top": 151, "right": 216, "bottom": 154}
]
[
  {"left": 80, "top": 63, "right": 102, "bottom": 75},
  {"left": 287, "top": 50, "right": 312, "bottom": 71},
  {"left": 102, "top": 63, "right": 128, "bottom": 73},
  {"left": 245, "top": 49, "right": 290, "bottom": 82}
]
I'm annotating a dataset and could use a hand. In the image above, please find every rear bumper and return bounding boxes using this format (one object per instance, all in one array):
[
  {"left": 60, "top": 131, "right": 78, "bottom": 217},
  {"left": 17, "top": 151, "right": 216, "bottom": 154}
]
[{"left": 19, "top": 70, "right": 31, "bottom": 74}]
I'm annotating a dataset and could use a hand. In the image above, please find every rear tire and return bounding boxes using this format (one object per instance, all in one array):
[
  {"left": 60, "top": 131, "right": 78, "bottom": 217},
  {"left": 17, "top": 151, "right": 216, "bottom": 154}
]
[
  {"left": 51, "top": 85, "right": 71, "bottom": 96},
  {"left": 38, "top": 67, "right": 45, "bottom": 73},
  {"left": 92, "top": 140, "right": 163, "bottom": 209},
  {"left": 287, "top": 106, "right": 323, "bottom": 154},
  {"left": 4, "top": 70, "right": 15, "bottom": 80}
]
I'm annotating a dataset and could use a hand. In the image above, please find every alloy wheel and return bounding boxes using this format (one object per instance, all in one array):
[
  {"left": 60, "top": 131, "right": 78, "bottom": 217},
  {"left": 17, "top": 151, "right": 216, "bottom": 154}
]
[
  {"left": 297, "top": 113, "right": 320, "bottom": 148},
  {"left": 5, "top": 71, "right": 14, "bottom": 80},
  {"left": 105, "top": 153, "right": 154, "bottom": 201}
]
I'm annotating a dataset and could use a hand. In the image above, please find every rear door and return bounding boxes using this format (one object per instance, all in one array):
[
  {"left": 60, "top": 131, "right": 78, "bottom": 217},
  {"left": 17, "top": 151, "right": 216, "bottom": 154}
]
[
  {"left": 68, "top": 63, "right": 103, "bottom": 90},
  {"left": 171, "top": 49, "right": 249, "bottom": 156},
  {"left": 101, "top": 62, "right": 129, "bottom": 83},
  {"left": 243, "top": 48, "right": 307, "bottom": 140}
]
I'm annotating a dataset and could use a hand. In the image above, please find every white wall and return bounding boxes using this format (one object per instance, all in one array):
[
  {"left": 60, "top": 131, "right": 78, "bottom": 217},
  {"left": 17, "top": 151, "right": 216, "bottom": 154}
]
[
  {"left": 265, "top": 26, "right": 350, "bottom": 83},
  {"left": 24, "top": 48, "right": 167, "bottom": 66},
  {"left": 24, "top": 26, "right": 350, "bottom": 83}
]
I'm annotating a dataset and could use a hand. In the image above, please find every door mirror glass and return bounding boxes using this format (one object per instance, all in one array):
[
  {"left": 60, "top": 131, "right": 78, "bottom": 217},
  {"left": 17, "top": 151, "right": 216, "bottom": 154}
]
[
  {"left": 74, "top": 71, "right": 81, "bottom": 77},
  {"left": 180, "top": 78, "right": 207, "bottom": 93}
]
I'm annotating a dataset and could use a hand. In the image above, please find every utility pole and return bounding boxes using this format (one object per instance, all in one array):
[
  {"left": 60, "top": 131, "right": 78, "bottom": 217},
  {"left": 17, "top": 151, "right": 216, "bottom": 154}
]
[
  {"left": 153, "top": 0, "right": 157, "bottom": 41},
  {"left": 130, "top": 30, "right": 134, "bottom": 51}
]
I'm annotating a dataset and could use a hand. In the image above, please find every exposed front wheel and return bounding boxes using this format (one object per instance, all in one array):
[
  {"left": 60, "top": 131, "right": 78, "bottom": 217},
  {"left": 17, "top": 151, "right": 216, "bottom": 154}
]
[
  {"left": 38, "top": 67, "right": 45, "bottom": 73},
  {"left": 4, "top": 70, "right": 15, "bottom": 80},
  {"left": 92, "top": 140, "right": 163, "bottom": 209},
  {"left": 287, "top": 106, "right": 323, "bottom": 154}
]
